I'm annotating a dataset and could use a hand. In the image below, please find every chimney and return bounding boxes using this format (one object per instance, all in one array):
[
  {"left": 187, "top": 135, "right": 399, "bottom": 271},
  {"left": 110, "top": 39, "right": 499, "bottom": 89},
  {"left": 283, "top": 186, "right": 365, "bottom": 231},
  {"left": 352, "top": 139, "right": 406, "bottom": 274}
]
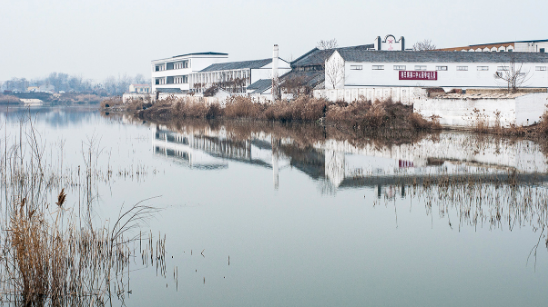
[{"left": 272, "top": 44, "right": 281, "bottom": 100}]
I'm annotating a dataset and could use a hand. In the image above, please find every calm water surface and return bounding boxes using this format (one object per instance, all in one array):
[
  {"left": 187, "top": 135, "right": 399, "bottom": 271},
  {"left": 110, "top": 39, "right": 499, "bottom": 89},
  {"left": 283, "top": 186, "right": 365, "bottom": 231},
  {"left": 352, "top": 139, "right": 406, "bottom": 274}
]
[{"left": 2, "top": 107, "right": 548, "bottom": 307}]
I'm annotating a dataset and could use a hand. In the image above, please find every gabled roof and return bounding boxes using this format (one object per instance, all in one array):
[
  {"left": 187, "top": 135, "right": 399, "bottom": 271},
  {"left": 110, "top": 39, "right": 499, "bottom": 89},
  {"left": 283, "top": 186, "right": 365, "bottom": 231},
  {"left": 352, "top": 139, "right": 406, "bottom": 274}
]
[
  {"left": 291, "top": 44, "right": 374, "bottom": 68},
  {"left": 247, "top": 79, "right": 272, "bottom": 94},
  {"left": 336, "top": 50, "right": 548, "bottom": 63},
  {"left": 200, "top": 59, "right": 273, "bottom": 72},
  {"left": 280, "top": 70, "right": 325, "bottom": 89}
]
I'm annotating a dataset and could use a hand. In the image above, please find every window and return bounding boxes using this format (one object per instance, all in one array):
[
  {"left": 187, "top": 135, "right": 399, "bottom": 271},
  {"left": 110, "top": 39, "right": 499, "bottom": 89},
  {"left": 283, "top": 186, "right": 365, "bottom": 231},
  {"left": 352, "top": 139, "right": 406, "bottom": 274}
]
[
  {"left": 536, "top": 66, "right": 547, "bottom": 71},
  {"left": 508, "top": 49, "right": 513, "bottom": 52},
  {"left": 393, "top": 65, "right": 406, "bottom": 70},
  {"left": 372, "top": 65, "right": 384, "bottom": 70},
  {"left": 415, "top": 65, "right": 427, "bottom": 71},
  {"left": 436, "top": 66, "right": 448, "bottom": 71},
  {"left": 155, "top": 65, "right": 164, "bottom": 72},
  {"left": 540, "top": 48, "right": 546, "bottom": 53},
  {"left": 155, "top": 78, "right": 165, "bottom": 85},
  {"left": 497, "top": 66, "right": 509, "bottom": 71},
  {"left": 350, "top": 65, "right": 363, "bottom": 70},
  {"left": 477, "top": 66, "right": 489, "bottom": 71},
  {"left": 457, "top": 66, "right": 468, "bottom": 71},
  {"left": 183, "top": 60, "right": 189, "bottom": 68}
]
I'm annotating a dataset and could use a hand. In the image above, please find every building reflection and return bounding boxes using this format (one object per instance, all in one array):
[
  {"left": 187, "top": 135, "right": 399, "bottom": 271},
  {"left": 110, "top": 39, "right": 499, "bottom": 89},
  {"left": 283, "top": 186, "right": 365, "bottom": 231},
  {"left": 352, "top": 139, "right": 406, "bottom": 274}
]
[{"left": 152, "top": 126, "right": 548, "bottom": 193}]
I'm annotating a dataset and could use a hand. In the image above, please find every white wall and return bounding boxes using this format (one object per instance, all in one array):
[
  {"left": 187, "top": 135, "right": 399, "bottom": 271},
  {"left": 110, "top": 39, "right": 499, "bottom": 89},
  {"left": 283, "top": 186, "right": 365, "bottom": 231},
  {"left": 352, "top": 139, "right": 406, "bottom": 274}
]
[
  {"left": 314, "top": 87, "right": 427, "bottom": 105},
  {"left": 413, "top": 93, "right": 548, "bottom": 127},
  {"left": 340, "top": 61, "right": 548, "bottom": 89}
]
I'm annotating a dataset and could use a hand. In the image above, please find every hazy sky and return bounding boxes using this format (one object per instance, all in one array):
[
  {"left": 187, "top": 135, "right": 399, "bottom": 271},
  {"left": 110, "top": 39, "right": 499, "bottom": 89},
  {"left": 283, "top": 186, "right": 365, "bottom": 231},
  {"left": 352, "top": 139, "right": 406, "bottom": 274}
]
[{"left": 1, "top": 0, "right": 547, "bottom": 82}]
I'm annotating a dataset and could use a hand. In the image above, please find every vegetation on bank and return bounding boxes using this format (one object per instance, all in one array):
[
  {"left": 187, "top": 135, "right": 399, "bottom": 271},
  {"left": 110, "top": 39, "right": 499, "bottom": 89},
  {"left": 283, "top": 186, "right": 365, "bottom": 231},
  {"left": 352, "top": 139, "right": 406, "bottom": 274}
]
[
  {"left": 106, "top": 95, "right": 442, "bottom": 131},
  {"left": 0, "top": 93, "right": 105, "bottom": 106}
]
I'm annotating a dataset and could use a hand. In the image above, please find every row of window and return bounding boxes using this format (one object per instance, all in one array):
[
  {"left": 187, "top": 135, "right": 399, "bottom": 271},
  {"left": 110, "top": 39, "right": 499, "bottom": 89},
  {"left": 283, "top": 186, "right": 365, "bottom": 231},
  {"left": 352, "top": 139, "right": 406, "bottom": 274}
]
[
  {"left": 155, "top": 78, "right": 166, "bottom": 85},
  {"left": 350, "top": 65, "right": 548, "bottom": 72},
  {"left": 173, "top": 61, "right": 189, "bottom": 70},
  {"left": 155, "top": 65, "right": 165, "bottom": 72},
  {"left": 174, "top": 76, "right": 188, "bottom": 84}
]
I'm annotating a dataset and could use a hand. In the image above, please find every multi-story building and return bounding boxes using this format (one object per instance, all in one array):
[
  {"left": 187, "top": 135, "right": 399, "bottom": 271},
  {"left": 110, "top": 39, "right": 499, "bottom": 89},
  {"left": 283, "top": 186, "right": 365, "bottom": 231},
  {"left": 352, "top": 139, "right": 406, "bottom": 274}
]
[{"left": 151, "top": 52, "right": 228, "bottom": 94}]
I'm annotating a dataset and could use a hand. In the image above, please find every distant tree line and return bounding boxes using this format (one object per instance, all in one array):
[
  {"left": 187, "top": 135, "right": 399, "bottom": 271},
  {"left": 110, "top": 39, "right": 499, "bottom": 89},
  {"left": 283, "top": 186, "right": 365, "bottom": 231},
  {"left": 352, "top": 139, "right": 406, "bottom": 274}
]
[{"left": 0, "top": 73, "right": 150, "bottom": 96}]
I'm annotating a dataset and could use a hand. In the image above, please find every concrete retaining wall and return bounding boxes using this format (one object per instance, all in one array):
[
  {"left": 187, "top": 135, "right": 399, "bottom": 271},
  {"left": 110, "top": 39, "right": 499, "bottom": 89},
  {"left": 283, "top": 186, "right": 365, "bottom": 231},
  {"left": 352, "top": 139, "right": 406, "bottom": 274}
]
[
  {"left": 414, "top": 93, "right": 548, "bottom": 127},
  {"left": 313, "top": 87, "right": 427, "bottom": 105}
]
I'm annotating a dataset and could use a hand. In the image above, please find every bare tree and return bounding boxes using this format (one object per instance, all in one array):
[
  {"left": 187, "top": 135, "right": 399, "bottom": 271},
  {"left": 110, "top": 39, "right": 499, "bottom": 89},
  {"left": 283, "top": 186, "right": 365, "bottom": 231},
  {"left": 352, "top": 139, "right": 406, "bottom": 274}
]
[
  {"left": 413, "top": 39, "right": 437, "bottom": 51},
  {"left": 325, "top": 53, "right": 345, "bottom": 89},
  {"left": 494, "top": 56, "right": 531, "bottom": 93},
  {"left": 316, "top": 39, "right": 339, "bottom": 69},
  {"left": 316, "top": 39, "right": 345, "bottom": 89}
]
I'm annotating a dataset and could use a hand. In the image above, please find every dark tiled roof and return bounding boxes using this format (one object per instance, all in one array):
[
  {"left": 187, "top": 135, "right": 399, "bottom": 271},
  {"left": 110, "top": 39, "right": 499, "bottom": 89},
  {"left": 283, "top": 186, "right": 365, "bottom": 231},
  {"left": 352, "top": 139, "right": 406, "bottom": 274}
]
[
  {"left": 337, "top": 50, "right": 548, "bottom": 63},
  {"left": 280, "top": 70, "right": 325, "bottom": 89},
  {"left": 172, "top": 52, "right": 228, "bottom": 58},
  {"left": 201, "top": 59, "right": 272, "bottom": 72},
  {"left": 156, "top": 88, "right": 182, "bottom": 93},
  {"left": 247, "top": 79, "right": 272, "bottom": 94},
  {"left": 291, "top": 44, "right": 374, "bottom": 68}
]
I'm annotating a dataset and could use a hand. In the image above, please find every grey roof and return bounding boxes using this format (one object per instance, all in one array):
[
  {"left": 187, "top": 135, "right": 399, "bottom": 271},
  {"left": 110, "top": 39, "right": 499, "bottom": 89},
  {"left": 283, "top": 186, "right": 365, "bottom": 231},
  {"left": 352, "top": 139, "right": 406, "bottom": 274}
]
[
  {"left": 172, "top": 52, "right": 228, "bottom": 58},
  {"left": 156, "top": 88, "right": 182, "bottom": 93},
  {"left": 292, "top": 44, "right": 374, "bottom": 68},
  {"left": 336, "top": 50, "right": 548, "bottom": 63},
  {"left": 280, "top": 70, "right": 325, "bottom": 89},
  {"left": 200, "top": 59, "right": 272, "bottom": 72},
  {"left": 247, "top": 79, "right": 272, "bottom": 94}
]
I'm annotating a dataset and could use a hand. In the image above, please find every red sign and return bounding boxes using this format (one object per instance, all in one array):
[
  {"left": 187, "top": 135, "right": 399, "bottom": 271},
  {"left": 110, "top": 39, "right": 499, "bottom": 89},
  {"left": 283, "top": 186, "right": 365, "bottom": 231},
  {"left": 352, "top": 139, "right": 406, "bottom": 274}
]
[{"left": 399, "top": 71, "right": 437, "bottom": 81}]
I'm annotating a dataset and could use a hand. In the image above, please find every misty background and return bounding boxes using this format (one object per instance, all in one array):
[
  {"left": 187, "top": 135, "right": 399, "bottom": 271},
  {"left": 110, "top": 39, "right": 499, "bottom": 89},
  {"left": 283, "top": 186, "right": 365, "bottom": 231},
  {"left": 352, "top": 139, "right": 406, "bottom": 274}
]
[{"left": 1, "top": 0, "right": 547, "bottom": 84}]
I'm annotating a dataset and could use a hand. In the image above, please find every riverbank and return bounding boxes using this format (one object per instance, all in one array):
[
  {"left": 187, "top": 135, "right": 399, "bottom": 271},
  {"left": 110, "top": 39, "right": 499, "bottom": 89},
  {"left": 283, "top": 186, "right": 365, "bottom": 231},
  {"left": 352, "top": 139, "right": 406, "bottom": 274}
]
[{"left": 103, "top": 95, "right": 442, "bottom": 132}]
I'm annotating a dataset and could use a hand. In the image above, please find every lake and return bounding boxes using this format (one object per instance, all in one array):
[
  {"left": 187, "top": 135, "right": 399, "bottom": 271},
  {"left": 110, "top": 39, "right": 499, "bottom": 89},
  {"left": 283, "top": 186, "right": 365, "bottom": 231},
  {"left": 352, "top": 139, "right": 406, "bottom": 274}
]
[{"left": 1, "top": 107, "right": 547, "bottom": 307}]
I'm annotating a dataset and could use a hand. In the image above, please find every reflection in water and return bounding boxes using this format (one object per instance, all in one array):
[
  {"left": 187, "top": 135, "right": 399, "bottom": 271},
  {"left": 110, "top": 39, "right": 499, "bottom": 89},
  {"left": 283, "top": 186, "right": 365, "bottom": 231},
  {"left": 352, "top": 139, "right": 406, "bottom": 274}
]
[
  {"left": 150, "top": 120, "right": 548, "bottom": 258},
  {"left": 150, "top": 122, "right": 548, "bottom": 190},
  {"left": 3, "top": 109, "right": 547, "bottom": 306}
]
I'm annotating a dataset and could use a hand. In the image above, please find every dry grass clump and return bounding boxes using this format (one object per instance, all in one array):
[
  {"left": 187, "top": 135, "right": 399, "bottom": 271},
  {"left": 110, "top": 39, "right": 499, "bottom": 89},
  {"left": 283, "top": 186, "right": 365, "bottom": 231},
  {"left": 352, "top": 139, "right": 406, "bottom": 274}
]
[
  {"left": 224, "top": 96, "right": 264, "bottom": 118},
  {"left": 537, "top": 110, "right": 548, "bottom": 135},
  {"left": 100, "top": 96, "right": 123, "bottom": 108}
]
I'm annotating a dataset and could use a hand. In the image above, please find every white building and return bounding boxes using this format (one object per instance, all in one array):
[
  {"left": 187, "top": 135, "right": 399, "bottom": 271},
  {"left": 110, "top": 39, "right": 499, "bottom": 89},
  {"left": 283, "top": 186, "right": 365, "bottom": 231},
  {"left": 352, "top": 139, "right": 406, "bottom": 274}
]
[
  {"left": 325, "top": 50, "right": 548, "bottom": 91},
  {"left": 151, "top": 52, "right": 228, "bottom": 94},
  {"left": 191, "top": 57, "right": 291, "bottom": 95},
  {"left": 128, "top": 83, "right": 151, "bottom": 94}
]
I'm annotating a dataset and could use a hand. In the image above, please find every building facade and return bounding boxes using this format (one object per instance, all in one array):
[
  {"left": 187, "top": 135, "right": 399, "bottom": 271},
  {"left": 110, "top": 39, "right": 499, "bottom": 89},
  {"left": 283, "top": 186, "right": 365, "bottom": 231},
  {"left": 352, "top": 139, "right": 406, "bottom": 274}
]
[
  {"left": 151, "top": 52, "right": 228, "bottom": 94},
  {"left": 325, "top": 50, "right": 548, "bottom": 91},
  {"left": 128, "top": 84, "right": 151, "bottom": 94}
]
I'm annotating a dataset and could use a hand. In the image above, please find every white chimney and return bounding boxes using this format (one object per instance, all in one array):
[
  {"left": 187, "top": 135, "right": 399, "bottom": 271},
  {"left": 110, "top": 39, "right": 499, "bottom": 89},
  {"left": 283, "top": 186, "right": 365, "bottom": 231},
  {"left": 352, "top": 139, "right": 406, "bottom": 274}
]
[{"left": 272, "top": 44, "right": 281, "bottom": 100}]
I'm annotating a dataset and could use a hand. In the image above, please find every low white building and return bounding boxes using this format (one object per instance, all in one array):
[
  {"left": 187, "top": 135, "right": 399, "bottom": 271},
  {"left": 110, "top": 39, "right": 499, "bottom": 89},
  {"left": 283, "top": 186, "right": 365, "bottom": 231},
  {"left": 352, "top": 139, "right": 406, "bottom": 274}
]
[
  {"left": 151, "top": 52, "right": 228, "bottom": 94},
  {"left": 128, "top": 83, "right": 151, "bottom": 94},
  {"left": 191, "top": 57, "right": 291, "bottom": 95},
  {"left": 325, "top": 50, "right": 548, "bottom": 92}
]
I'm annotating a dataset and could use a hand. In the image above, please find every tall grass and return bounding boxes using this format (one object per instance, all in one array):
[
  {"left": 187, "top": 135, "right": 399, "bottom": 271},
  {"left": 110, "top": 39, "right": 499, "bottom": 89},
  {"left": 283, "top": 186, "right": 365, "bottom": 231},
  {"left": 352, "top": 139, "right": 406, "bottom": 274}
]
[
  {"left": 136, "top": 96, "right": 441, "bottom": 132},
  {"left": 0, "top": 113, "right": 162, "bottom": 306}
]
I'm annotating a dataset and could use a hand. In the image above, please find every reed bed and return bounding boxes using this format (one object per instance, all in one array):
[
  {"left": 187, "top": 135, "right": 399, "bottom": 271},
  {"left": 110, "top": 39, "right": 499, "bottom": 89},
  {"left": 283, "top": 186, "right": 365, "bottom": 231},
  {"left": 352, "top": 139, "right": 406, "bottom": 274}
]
[
  {"left": 0, "top": 113, "right": 163, "bottom": 306},
  {"left": 132, "top": 95, "right": 441, "bottom": 132}
]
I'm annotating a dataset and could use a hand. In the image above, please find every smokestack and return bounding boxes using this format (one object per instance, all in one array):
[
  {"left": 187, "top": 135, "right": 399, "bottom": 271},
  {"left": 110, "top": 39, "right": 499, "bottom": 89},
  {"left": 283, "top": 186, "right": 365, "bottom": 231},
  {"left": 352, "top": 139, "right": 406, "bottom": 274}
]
[{"left": 272, "top": 44, "right": 281, "bottom": 101}]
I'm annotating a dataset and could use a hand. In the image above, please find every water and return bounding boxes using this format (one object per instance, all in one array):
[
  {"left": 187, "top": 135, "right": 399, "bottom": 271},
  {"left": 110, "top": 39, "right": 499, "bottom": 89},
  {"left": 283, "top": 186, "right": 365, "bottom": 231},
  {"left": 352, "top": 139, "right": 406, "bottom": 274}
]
[{"left": 1, "top": 107, "right": 548, "bottom": 306}]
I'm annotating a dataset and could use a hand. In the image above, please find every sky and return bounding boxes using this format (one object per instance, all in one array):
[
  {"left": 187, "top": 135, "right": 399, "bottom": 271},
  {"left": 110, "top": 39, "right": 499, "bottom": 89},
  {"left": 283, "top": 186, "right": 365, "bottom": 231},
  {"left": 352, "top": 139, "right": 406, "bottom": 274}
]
[{"left": 1, "top": 0, "right": 547, "bottom": 82}]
